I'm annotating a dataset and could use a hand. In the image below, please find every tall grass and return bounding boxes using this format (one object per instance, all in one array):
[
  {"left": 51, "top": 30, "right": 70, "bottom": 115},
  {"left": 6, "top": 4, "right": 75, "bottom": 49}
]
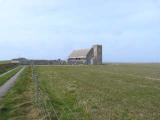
[
  {"left": 36, "top": 64, "right": 160, "bottom": 120},
  {"left": 0, "top": 67, "right": 39, "bottom": 120}
]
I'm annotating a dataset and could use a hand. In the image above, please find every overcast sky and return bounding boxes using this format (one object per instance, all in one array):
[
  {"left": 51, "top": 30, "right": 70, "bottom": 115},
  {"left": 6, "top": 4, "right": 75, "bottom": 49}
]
[{"left": 0, "top": 0, "right": 160, "bottom": 62}]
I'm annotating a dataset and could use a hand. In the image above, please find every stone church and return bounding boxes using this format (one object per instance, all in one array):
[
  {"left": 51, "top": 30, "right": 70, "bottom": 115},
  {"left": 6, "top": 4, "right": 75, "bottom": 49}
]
[{"left": 68, "top": 45, "right": 102, "bottom": 65}]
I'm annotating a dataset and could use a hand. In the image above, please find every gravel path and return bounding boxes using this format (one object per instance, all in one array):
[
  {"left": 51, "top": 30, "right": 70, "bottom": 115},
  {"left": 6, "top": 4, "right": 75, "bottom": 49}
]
[{"left": 0, "top": 66, "right": 25, "bottom": 98}]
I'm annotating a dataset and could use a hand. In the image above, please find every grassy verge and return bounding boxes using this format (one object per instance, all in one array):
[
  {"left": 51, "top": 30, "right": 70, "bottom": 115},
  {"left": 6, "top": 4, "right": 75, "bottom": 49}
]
[
  {"left": 0, "top": 67, "right": 22, "bottom": 86},
  {"left": 0, "top": 66, "right": 39, "bottom": 120},
  {"left": 36, "top": 64, "right": 160, "bottom": 120},
  {"left": 0, "top": 63, "right": 18, "bottom": 75}
]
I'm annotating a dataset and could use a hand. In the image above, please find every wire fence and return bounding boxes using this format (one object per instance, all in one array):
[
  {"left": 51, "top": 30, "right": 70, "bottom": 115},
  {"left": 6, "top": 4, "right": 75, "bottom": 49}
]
[
  {"left": 31, "top": 64, "right": 60, "bottom": 120},
  {"left": 31, "top": 64, "right": 81, "bottom": 120}
]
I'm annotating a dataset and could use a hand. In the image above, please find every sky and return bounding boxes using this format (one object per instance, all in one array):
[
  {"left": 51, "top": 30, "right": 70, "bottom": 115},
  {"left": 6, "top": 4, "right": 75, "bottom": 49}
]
[{"left": 0, "top": 0, "right": 160, "bottom": 62}]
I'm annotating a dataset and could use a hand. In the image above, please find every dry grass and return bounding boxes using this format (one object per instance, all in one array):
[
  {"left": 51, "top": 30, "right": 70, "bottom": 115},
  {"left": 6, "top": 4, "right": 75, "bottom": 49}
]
[{"left": 36, "top": 64, "right": 160, "bottom": 120}]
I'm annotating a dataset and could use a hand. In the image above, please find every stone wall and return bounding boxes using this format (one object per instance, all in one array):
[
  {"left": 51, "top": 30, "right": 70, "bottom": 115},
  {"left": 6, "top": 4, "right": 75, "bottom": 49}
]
[{"left": 92, "top": 45, "right": 102, "bottom": 64}]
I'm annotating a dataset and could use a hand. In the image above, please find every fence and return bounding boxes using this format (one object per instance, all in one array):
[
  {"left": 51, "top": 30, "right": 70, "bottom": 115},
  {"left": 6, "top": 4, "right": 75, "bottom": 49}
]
[{"left": 31, "top": 65, "right": 60, "bottom": 120}]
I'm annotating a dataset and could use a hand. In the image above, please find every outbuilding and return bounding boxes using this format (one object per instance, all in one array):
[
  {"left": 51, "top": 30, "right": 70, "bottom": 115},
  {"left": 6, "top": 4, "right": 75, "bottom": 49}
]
[{"left": 68, "top": 45, "right": 102, "bottom": 65}]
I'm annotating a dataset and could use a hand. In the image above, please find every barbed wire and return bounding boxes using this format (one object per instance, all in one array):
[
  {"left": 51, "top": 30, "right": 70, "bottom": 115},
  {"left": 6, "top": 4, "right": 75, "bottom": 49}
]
[
  {"left": 31, "top": 64, "right": 60, "bottom": 120},
  {"left": 31, "top": 64, "right": 82, "bottom": 120}
]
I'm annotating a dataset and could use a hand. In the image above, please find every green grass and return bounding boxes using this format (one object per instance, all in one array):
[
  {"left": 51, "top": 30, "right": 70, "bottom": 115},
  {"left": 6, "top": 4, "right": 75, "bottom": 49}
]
[
  {"left": 0, "top": 66, "right": 39, "bottom": 120},
  {"left": 0, "top": 60, "right": 11, "bottom": 64},
  {"left": 0, "top": 66, "right": 22, "bottom": 86},
  {"left": 0, "top": 63, "right": 18, "bottom": 75},
  {"left": 0, "top": 64, "right": 160, "bottom": 120},
  {"left": 35, "top": 64, "right": 160, "bottom": 120}
]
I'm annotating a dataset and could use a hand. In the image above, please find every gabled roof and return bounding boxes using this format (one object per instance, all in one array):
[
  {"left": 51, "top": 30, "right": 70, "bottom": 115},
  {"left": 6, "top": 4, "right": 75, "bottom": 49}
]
[{"left": 69, "top": 49, "right": 90, "bottom": 58}]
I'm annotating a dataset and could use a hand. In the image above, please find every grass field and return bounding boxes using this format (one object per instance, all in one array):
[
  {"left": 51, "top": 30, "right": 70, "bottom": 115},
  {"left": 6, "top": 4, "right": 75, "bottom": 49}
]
[
  {"left": 0, "top": 64, "right": 160, "bottom": 120},
  {"left": 35, "top": 64, "right": 160, "bottom": 120},
  {"left": 0, "top": 61, "right": 11, "bottom": 64},
  {"left": 0, "top": 67, "right": 39, "bottom": 120}
]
